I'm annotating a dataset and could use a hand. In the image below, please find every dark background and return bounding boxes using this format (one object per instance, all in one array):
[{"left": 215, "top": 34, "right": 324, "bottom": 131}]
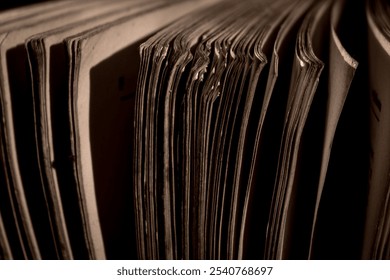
[{"left": 0, "top": 0, "right": 48, "bottom": 11}]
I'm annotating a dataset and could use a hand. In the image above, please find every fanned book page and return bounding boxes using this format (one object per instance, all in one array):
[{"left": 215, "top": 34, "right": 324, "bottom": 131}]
[
  {"left": 0, "top": 0, "right": 387, "bottom": 260},
  {"left": 26, "top": 0, "right": 174, "bottom": 260},
  {"left": 0, "top": 0, "right": 136, "bottom": 260},
  {"left": 363, "top": 0, "right": 390, "bottom": 260}
]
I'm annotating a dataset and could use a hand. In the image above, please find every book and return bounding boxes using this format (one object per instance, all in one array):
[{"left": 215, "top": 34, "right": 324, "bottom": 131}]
[{"left": 0, "top": 0, "right": 388, "bottom": 260}]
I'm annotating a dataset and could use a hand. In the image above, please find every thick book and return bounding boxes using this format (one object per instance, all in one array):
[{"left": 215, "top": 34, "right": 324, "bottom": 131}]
[{"left": 0, "top": 0, "right": 388, "bottom": 260}]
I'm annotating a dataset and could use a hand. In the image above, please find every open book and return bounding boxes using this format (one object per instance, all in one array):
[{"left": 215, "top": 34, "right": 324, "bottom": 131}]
[{"left": 0, "top": 0, "right": 388, "bottom": 260}]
